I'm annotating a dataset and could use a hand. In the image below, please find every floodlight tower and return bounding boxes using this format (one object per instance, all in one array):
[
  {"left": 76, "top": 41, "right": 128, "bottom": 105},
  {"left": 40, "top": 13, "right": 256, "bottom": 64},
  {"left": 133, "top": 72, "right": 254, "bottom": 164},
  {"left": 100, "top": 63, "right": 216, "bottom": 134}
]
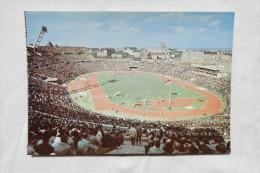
[
  {"left": 34, "top": 26, "right": 48, "bottom": 52},
  {"left": 160, "top": 42, "right": 171, "bottom": 61}
]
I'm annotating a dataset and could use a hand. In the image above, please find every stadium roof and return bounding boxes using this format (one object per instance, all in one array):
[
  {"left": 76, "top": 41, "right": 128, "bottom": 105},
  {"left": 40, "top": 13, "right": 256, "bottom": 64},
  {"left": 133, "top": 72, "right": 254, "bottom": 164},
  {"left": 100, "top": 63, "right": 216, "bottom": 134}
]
[
  {"left": 45, "top": 77, "right": 58, "bottom": 82},
  {"left": 192, "top": 64, "right": 219, "bottom": 71}
]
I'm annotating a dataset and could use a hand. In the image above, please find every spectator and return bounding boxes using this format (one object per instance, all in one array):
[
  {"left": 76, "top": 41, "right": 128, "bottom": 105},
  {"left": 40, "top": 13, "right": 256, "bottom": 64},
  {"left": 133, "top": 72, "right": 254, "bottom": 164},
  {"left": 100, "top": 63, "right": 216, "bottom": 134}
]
[
  {"left": 129, "top": 124, "right": 137, "bottom": 145},
  {"left": 145, "top": 136, "right": 156, "bottom": 154},
  {"left": 102, "top": 131, "right": 112, "bottom": 148},
  {"left": 148, "top": 141, "right": 164, "bottom": 154},
  {"left": 160, "top": 138, "right": 167, "bottom": 150},
  {"left": 159, "top": 127, "right": 165, "bottom": 141},
  {"left": 77, "top": 134, "right": 98, "bottom": 155},
  {"left": 88, "top": 131, "right": 97, "bottom": 145},
  {"left": 54, "top": 135, "right": 75, "bottom": 155},
  {"left": 27, "top": 139, "right": 39, "bottom": 156},
  {"left": 190, "top": 144, "right": 199, "bottom": 154},
  {"left": 136, "top": 123, "right": 142, "bottom": 146},
  {"left": 35, "top": 134, "right": 54, "bottom": 155},
  {"left": 164, "top": 140, "right": 173, "bottom": 154},
  {"left": 96, "top": 128, "right": 103, "bottom": 147},
  {"left": 227, "top": 141, "right": 231, "bottom": 152},
  {"left": 111, "top": 131, "right": 121, "bottom": 149},
  {"left": 118, "top": 131, "right": 124, "bottom": 145}
]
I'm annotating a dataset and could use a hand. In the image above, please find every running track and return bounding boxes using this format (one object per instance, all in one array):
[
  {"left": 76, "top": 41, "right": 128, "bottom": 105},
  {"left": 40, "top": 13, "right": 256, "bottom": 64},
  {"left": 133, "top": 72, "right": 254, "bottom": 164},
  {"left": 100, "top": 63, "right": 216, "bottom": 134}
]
[{"left": 69, "top": 72, "right": 223, "bottom": 120}]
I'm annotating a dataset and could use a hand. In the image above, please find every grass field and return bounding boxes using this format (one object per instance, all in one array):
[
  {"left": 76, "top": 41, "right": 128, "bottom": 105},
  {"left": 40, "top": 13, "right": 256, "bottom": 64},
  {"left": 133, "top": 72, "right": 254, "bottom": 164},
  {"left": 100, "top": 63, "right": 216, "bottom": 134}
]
[
  {"left": 96, "top": 72, "right": 207, "bottom": 111},
  {"left": 67, "top": 71, "right": 225, "bottom": 121},
  {"left": 71, "top": 90, "right": 94, "bottom": 110}
]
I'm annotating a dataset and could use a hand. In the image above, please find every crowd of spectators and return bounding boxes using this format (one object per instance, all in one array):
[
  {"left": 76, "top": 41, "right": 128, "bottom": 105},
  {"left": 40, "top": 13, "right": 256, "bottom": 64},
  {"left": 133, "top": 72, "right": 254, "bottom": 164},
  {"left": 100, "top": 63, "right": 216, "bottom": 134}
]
[
  {"left": 61, "top": 54, "right": 95, "bottom": 61},
  {"left": 28, "top": 110, "right": 230, "bottom": 155},
  {"left": 144, "top": 128, "right": 231, "bottom": 155},
  {"left": 126, "top": 123, "right": 230, "bottom": 155},
  {"left": 27, "top": 46, "right": 231, "bottom": 155},
  {"left": 38, "top": 46, "right": 89, "bottom": 54},
  {"left": 28, "top": 109, "right": 126, "bottom": 155}
]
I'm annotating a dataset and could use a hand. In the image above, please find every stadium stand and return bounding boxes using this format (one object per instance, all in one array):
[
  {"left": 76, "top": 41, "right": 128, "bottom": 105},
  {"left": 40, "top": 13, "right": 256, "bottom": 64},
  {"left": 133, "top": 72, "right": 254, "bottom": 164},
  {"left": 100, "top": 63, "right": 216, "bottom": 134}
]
[{"left": 27, "top": 46, "right": 230, "bottom": 155}]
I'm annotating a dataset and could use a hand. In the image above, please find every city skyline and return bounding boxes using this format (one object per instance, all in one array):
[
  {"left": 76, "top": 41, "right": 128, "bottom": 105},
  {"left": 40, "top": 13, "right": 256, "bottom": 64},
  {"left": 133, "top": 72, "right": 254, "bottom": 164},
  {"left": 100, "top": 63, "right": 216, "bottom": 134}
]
[{"left": 26, "top": 12, "right": 234, "bottom": 49}]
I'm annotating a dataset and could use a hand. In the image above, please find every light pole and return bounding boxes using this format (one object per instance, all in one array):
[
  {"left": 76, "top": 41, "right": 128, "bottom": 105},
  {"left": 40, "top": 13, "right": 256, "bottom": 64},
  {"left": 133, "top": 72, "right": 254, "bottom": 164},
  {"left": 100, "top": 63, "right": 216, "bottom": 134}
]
[
  {"left": 34, "top": 26, "right": 48, "bottom": 53},
  {"left": 168, "top": 92, "right": 178, "bottom": 110}
]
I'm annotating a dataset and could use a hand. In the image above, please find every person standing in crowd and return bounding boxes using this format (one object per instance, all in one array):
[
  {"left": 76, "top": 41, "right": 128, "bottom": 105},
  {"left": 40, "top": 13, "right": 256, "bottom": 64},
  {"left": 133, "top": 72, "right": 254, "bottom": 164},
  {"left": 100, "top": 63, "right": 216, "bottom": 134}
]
[
  {"left": 136, "top": 123, "right": 142, "bottom": 146},
  {"left": 118, "top": 131, "right": 124, "bottom": 145},
  {"left": 159, "top": 127, "right": 165, "bottom": 141},
  {"left": 102, "top": 131, "right": 113, "bottom": 148},
  {"left": 96, "top": 128, "right": 103, "bottom": 147},
  {"left": 129, "top": 124, "right": 137, "bottom": 145}
]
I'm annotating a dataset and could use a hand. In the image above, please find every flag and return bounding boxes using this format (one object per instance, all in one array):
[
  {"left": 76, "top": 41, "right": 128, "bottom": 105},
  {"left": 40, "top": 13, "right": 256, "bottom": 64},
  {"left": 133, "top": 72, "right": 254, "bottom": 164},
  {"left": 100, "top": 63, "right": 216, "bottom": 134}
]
[
  {"left": 163, "top": 79, "right": 171, "bottom": 85},
  {"left": 134, "top": 103, "right": 142, "bottom": 107}
]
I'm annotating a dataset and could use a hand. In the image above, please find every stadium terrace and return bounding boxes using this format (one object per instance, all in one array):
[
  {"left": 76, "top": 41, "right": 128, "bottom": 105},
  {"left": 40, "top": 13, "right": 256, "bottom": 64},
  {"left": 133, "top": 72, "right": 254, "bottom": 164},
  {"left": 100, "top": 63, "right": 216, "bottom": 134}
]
[{"left": 27, "top": 42, "right": 231, "bottom": 155}]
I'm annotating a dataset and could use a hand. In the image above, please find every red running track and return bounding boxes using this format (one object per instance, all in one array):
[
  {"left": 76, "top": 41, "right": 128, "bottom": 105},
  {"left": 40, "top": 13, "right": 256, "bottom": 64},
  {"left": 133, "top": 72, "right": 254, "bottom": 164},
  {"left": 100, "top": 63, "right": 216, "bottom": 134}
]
[{"left": 68, "top": 72, "right": 223, "bottom": 120}]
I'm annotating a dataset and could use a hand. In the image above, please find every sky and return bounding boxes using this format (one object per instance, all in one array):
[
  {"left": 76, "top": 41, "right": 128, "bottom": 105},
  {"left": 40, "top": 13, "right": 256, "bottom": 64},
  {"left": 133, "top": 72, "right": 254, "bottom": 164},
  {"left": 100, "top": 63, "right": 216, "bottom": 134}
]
[{"left": 25, "top": 12, "right": 234, "bottom": 49}]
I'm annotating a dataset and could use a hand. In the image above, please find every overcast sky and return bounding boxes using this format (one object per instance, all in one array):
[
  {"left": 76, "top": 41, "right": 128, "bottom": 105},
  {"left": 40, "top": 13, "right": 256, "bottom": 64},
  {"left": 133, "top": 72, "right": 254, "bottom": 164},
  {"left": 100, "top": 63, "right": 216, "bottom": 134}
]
[{"left": 26, "top": 12, "right": 234, "bottom": 49}]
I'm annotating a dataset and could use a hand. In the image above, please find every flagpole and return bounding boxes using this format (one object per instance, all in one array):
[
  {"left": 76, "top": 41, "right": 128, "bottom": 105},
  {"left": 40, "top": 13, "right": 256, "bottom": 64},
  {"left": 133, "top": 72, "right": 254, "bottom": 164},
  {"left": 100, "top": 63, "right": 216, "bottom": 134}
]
[{"left": 168, "top": 81, "right": 172, "bottom": 109}]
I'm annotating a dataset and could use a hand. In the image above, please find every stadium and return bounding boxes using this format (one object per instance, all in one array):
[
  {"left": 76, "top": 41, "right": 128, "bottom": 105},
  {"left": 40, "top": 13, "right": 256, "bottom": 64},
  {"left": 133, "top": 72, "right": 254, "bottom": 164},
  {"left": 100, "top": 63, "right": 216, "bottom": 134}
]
[{"left": 27, "top": 21, "right": 231, "bottom": 155}]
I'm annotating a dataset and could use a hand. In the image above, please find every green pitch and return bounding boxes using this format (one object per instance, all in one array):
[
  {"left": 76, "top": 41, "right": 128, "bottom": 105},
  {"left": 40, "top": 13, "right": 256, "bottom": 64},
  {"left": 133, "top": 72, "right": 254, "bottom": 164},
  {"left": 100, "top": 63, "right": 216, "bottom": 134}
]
[{"left": 96, "top": 72, "right": 207, "bottom": 111}]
